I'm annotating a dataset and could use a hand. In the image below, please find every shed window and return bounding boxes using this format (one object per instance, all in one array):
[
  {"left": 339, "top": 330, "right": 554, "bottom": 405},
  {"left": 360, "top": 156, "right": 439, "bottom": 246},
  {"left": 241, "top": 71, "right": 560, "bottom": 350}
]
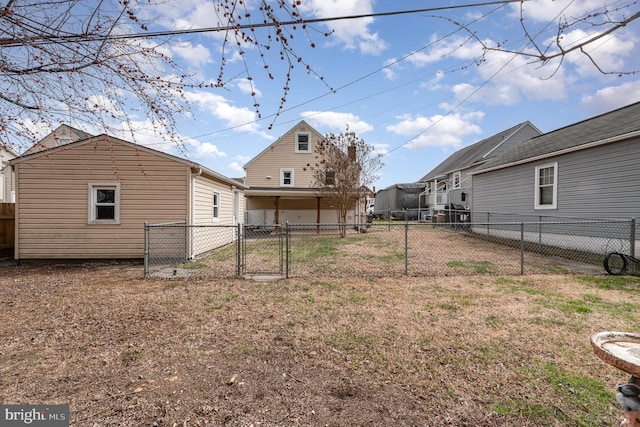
[
  {"left": 88, "top": 183, "right": 120, "bottom": 224},
  {"left": 295, "top": 133, "right": 311, "bottom": 153},
  {"left": 535, "top": 163, "right": 557, "bottom": 209},
  {"left": 213, "top": 191, "right": 220, "bottom": 221},
  {"left": 281, "top": 168, "right": 294, "bottom": 187}
]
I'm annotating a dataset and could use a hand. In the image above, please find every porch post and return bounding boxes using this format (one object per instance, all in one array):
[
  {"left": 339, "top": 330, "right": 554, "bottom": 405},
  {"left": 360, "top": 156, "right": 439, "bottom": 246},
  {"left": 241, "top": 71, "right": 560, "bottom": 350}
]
[
  {"left": 274, "top": 196, "right": 280, "bottom": 227},
  {"left": 316, "top": 197, "right": 321, "bottom": 234}
]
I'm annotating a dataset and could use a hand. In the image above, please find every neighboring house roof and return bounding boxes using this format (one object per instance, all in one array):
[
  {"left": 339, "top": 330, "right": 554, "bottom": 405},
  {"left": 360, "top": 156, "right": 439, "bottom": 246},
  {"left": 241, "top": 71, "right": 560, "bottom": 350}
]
[
  {"left": 22, "top": 124, "right": 95, "bottom": 155},
  {"left": 378, "top": 182, "right": 425, "bottom": 192},
  {"left": 243, "top": 119, "right": 323, "bottom": 170},
  {"left": 11, "top": 134, "right": 248, "bottom": 189},
  {"left": 418, "top": 121, "right": 541, "bottom": 181},
  {"left": 475, "top": 101, "right": 640, "bottom": 174},
  {"left": 1, "top": 144, "right": 19, "bottom": 158}
]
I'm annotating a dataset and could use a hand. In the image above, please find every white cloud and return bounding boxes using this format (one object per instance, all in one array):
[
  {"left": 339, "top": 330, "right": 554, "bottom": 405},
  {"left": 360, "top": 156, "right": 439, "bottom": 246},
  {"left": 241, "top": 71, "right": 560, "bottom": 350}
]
[
  {"left": 227, "top": 161, "right": 245, "bottom": 174},
  {"left": 237, "top": 79, "right": 262, "bottom": 97},
  {"left": 386, "top": 111, "right": 484, "bottom": 151},
  {"left": 185, "top": 91, "right": 266, "bottom": 136},
  {"left": 194, "top": 141, "right": 226, "bottom": 158},
  {"left": 510, "top": 0, "right": 616, "bottom": 23},
  {"left": 561, "top": 29, "right": 637, "bottom": 77},
  {"left": 297, "top": 0, "right": 388, "bottom": 54},
  {"left": 172, "top": 41, "right": 213, "bottom": 68},
  {"left": 581, "top": 80, "right": 640, "bottom": 115},
  {"left": 301, "top": 111, "right": 373, "bottom": 135}
]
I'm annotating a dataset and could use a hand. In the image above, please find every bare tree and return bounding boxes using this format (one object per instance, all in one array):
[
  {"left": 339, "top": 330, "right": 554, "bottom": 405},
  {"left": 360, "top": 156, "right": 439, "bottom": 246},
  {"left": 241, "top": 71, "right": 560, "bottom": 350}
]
[
  {"left": 306, "top": 131, "right": 382, "bottom": 237},
  {"left": 0, "top": 0, "right": 331, "bottom": 151},
  {"left": 0, "top": 1, "right": 637, "bottom": 152},
  {"left": 435, "top": 2, "right": 640, "bottom": 77}
]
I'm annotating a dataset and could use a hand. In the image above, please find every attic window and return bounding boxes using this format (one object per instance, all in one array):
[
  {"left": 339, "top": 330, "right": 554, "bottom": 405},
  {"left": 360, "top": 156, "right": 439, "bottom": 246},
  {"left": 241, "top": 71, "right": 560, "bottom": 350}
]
[
  {"left": 295, "top": 132, "right": 311, "bottom": 153},
  {"left": 56, "top": 137, "right": 72, "bottom": 146}
]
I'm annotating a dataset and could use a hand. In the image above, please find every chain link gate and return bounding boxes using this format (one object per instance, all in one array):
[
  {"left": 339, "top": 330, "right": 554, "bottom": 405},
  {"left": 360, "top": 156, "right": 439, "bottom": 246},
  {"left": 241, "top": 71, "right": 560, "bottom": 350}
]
[{"left": 239, "top": 224, "right": 285, "bottom": 276}]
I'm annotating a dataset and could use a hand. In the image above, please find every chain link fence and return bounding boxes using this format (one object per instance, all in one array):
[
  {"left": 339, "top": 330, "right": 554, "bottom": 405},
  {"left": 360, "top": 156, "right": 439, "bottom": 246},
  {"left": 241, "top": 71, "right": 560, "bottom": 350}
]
[
  {"left": 144, "top": 221, "right": 241, "bottom": 278},
  {"left": 144, "top": 217, "right": 635, "bottom": 279}
]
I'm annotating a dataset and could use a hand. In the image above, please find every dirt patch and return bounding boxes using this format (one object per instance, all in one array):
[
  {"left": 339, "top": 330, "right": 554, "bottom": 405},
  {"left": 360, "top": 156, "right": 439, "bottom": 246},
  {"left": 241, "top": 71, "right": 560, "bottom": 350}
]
[{"left": 1, "top": 261, "right": 638, "bottom": 426}]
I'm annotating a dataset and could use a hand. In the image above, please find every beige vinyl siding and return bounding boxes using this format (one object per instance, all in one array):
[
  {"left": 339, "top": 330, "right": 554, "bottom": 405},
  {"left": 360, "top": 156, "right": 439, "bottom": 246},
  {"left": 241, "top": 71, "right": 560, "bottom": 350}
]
[
  {"left": 191, "top": 175, "right": 245, "bottom": 257},
  {"left": 15, "top": 137, "right": 189, "bottom": 259},
  {"left": 193, "top": 175, "right": 243, "bottom": 225},
  {"left": 245, "top": 123, "right": 324, "bottom": 188}
]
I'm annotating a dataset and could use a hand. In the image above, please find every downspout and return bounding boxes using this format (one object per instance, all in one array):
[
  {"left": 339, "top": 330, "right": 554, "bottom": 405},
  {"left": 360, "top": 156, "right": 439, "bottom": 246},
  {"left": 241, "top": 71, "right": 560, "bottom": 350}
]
[{"left": 189, "top": 167, "right": 202, "bottom": 259}]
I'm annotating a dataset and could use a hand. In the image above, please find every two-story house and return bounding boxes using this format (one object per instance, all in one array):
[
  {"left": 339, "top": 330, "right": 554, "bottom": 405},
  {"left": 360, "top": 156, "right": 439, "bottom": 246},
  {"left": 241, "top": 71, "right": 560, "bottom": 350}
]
[
  {"left": 418, "top": 121, "right": 542, "bottom": 217},
  {"left": 243, "top": 120, "right": 358, "bottom": 226}
]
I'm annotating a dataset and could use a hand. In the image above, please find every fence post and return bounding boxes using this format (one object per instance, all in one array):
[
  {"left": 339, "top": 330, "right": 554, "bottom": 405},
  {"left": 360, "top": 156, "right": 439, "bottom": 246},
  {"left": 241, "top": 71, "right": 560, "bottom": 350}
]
[
  {"left": 236, "top": 223, "right": 242, "bottom": 277},
  {"left": 404, "top": 221, "right": 409, "bottom": 275},
  {"left": 631, "top": 218, "right": 636, "bottom": 257},
  {"left": 487, "top": 212, "right": 490, "bottom": 236},
  {"left": 184, "top": 218, "right": 188, "bottom": 262},
  {"left": 144, "top": 222, "right": 149, "bottom": 278},
  {"left": 520, "top": 222, "right": 525, "bottom": 275},
  {"left": 286, "top": 221, "right": 290, "bottom": 279},
  {"left": 538, "top": 215, "right": 542, "bottom": 252}
]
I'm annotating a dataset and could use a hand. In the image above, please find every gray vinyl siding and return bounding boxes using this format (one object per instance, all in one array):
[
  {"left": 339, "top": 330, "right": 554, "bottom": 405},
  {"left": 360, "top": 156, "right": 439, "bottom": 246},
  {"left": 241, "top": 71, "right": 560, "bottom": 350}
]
[{"left": 473, "top": 136, "right": 640, "bottom": 219}]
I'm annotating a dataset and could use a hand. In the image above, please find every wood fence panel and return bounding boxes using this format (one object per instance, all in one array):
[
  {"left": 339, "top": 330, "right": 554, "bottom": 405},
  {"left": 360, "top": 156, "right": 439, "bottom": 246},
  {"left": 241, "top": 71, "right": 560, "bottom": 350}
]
[{"left": 0, "top": 203, "right": 15, "bottom": 256}]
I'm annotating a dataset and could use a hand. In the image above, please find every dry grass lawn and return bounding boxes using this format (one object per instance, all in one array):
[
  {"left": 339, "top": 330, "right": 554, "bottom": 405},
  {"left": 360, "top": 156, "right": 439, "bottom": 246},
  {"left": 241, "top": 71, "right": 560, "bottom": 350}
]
[{"left": 1, "top": 260, "right": 640, "bottom": 426}]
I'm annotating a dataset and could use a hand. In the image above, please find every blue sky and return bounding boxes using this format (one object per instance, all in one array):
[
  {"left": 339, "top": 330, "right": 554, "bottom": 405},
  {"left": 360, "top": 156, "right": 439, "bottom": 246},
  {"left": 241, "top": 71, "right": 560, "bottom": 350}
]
[{"left": 99, "top": 0, "right": 640, "bottom": 190}]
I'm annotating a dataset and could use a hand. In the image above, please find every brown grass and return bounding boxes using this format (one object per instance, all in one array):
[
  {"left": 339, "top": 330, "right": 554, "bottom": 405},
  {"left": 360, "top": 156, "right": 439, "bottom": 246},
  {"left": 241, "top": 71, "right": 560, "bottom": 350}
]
[{"left": 1, "top": 260, "right": 639, "bottom": 426}]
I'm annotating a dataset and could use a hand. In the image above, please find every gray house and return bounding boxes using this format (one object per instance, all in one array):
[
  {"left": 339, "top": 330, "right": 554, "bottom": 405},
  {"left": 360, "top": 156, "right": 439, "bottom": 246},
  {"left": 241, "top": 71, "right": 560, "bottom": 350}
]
[
  {"left": 471, "top": 101, "right": 640, "bottom": 255},
  {"left": 418, "top": 121, "right": 541, "bottom": 217}
]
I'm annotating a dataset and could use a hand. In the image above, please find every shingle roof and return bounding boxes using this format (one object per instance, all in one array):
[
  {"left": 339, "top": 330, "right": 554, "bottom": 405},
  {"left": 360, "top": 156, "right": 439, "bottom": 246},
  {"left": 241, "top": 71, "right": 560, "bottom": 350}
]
[
  {"left": 418, "top": 121, "right": 539, "bottom": 181},
  {"left": 477, "top": 101, "right": 640, "bottom": 172}
]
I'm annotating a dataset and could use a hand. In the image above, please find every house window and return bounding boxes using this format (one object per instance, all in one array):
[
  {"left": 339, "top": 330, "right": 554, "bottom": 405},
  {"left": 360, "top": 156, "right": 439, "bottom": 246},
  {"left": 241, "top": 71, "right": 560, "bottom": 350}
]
[
  {"left": 88, "top": 183, "right": 120, "bottom": 224},
  {"left": 212, "top": 191, "right": 220, "bottom": 221},
  {"left": 453, "top": 172, "right": 461, "bottom": 189},
  {"left": 280, "top": 168, "right": 294, "bottom": 187},
  {"left": 324, "top": 170, "right": 336, "bottom": 186},
  {"left": 56, "top": 137, "right": 72, "bottom": 146},
  {"left": 535, "top": 163, "right": 557, "bottom": 209},
  {"left": 295, "top": 132, "right": 311, "bottom": 153}
]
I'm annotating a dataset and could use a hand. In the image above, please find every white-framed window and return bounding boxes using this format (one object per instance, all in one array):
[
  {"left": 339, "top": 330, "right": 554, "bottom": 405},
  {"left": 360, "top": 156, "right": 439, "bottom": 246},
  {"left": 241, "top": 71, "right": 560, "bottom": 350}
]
[
  {"left": 0, "top": 174, "right": 4, "bottom": 201},
  {"left": 88, "top": 182, "right": 120, "bottom": 224},
  {"left": 295, "top": 132, "right": 311, "bottom": 153},
  {"left": 453, "top": 172, "right": 461, "bottom": 189},
  {"left": 324, "top": 169, "right": 336, "bottom": 186},
  {"left": 212, "top": 190, "right": 220, "bottom": 221},
  {"left": 280, "top": 168, "right": 294, "bottom": 187},
  {"left": 535, "top": 163, "right": 557, "bottom": 209},
  {"left": 56, "top": 137, "right": 72, "bottom": 146}
]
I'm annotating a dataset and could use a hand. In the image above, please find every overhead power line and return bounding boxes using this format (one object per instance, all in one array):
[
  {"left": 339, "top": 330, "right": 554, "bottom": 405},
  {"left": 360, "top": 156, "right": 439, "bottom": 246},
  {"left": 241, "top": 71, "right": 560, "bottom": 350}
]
[{"left": 0, "top": 0, "right": 528, "bottom": 47}]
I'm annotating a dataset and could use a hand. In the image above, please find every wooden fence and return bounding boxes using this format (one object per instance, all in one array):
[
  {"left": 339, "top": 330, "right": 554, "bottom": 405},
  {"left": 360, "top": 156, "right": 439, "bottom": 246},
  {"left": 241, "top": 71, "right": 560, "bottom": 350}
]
[{"left": 0, "top": 203, "right": 15, "bottom": 257}]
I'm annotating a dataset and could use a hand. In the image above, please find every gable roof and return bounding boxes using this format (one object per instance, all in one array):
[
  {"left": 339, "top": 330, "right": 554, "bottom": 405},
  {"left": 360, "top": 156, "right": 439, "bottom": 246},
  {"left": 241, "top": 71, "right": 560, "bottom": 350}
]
[
  {"left": 11, "top": 134, "right": 247, "bottom": 189},
  {"left": 1, "top": 144, "right": 19, "bottom": 158},
  {"left": 418, "top": 121, "right": 541, "bottom": 181},
  {"left": 23, "top": 124, "right": 95, "bottom": 155},
  {"left": 243, "top": 120, "right": 325, "bottom": 169},
  {"left": 475, "top": 101, "right": 640, "bottom": 174}
]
